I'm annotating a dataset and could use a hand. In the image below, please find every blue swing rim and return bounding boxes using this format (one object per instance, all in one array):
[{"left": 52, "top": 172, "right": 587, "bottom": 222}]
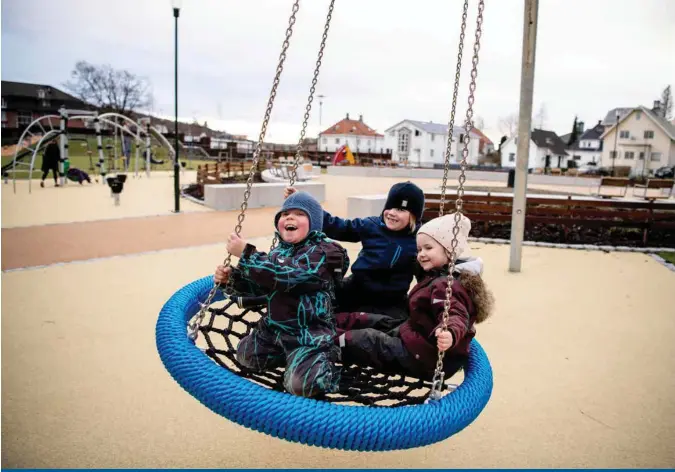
[{"left": 155, "top": 275, "right": 493, "bottom": 452}]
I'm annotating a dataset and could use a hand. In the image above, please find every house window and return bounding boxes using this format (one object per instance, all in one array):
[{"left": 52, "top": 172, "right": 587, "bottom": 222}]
[
  {"left": 430, "top": 134, "right": 435, "bottom": 142},
  {"left": 650, "top": 152, "right": 662, "bottom": 162},
  {"left": 398, "top": 133, "right": 409, "bottom": 153},
  {"left": 610, "top": 151, "right": 618, "bottom": 159},
  {"left": 1, "top": 98, "right": 6, "bottom": 108},
  {"left": 389, "top": 131, "right": 395, "bottom": 137},
  {"left": 508, "top": 153, "right": 515, "bottom": 162},
  {"left": 1, "top": 110, "right": 6, "bottom": 127},
  {"left": 18, "top": 111, "right": 32, "bottom": 126},
  {"left": 636, "top": 111, "right": 641, "bottom": 120},
  {"left": 322, "top": 138, "right": 327, "bottom": 144},
  {"left": 356, "top": 138, "right": 361, "bottom": 145},
  {"left": 37, "top": 89, "right": 46, "bottom": 99},
  {"left": 619, "top": 130, "right": 630, "bottom": 139},
  {"left": 573, "top": 155, "right": 581, "bottom": 160},
  {"left": 430, "top": 149, "right": 435, "bottom": 157},
  {"left": 644, "top": 130, "right": 654, "bottom": 139},
  {"left": 41, "top": 100, "right": 50, "bottom": 108},
  {"left": 335, "top": 138, "right": 340, "bottom": 144},
  {"left": 639, "top": 152, "right": 645, "bottom": 160},
  {"left": 414, "top": 130, "right": 421, "bottom": 137},
  {"left": 624, "top": 151, "right": 635, "bottom": 160}
]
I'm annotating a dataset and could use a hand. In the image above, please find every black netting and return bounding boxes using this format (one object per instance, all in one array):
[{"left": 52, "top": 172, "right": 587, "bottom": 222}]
[{"left": 195, "top": 297, "right": 462, "bottom": 407}]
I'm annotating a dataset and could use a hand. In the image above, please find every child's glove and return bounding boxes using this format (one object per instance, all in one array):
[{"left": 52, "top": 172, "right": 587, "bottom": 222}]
[
  {"left": 435, "top": 328, "right": 454, "bottom": 352},
  {"left": 214, "top": 265, "right": 232, "bottom": 285}
]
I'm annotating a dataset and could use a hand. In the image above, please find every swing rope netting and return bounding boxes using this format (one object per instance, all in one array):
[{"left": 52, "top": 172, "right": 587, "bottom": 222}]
[{"left": 156, "top": 0, "right": 492, "bottom": 452}]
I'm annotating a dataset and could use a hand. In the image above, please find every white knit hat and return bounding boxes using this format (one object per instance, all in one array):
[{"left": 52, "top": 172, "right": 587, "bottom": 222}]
[{"left": 418, "top": 212, "right": 472, "bottom": 259}]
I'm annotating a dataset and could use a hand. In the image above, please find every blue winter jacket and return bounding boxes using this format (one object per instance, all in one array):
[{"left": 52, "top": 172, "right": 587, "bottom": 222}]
[{"left": 322, "top": 212, "right": 419, "bottom": 300}]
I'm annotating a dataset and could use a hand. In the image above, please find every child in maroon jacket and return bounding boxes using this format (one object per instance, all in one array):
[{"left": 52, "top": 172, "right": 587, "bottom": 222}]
[{"left": 335, "top": 213, "right": 495, "bottom": 379}]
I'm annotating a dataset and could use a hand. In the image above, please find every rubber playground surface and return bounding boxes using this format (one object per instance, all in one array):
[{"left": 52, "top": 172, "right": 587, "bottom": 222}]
[{"left": 2, "top": 172, "right": 674, "bottom": 468}]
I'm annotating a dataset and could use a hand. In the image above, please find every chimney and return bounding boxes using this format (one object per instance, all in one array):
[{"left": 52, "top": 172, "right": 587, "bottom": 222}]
[
  {"left": 653, "top": 100, "right": 661, "bottom": 113},
  {"left": 359, "top": 114, "right": 363, "bottom": 122},
  {"left": 346, "top": 112, "right": 350, "bottom": 120}
]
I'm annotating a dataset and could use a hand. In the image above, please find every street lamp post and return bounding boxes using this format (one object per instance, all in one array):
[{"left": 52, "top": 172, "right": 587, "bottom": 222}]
[
  {"left": 612, "top": 112, "right": 619, "bottom": 176},
  {"left": 172, "top": 0, "right": 182, "bottom": 213}
]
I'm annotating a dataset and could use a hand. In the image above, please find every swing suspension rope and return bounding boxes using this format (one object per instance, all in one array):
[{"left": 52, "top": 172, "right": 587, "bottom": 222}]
[
  {"left": 190, "top": 0, "right": 484, "bottom": 394},
  {"left": 185, "top": 0, "right": 484, "bottom": 404},
  {"left": 430, "top": 0, "right": 485, "bottom": 401}
]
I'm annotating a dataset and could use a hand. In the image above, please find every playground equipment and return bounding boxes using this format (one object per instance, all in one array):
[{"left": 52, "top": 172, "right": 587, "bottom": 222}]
[
  {"left": 332, "top": 144, "right": 355, "bottom": 165},
  {"left": 8, "top": 107, "right": 177, "bottom": 193},
  {"left": 157, "top": 0, "right": 492, "bottom": 452}
]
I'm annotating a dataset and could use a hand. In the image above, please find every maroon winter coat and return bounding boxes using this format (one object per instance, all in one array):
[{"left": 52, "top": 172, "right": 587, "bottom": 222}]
[{"left": 399, "top": 262, "right": 493, "bottom": 373}]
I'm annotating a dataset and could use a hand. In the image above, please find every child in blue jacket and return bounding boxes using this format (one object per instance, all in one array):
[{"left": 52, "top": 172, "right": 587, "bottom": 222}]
[
  {"left": 214, "top": 191, "right": 350, "bottom": 398},
  {"left": 285, "top": 181, "right": 424, "bottom": 320}
]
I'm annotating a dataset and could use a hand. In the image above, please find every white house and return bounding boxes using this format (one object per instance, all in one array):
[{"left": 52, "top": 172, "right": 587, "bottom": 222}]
[
  {"left": 565, "top": 121, "right": 604, "bottom": 167},
  {"left": 383, "top": 119, "right": 481, "bottom": 167},
  {"left": 318, "top": 114, "right": 385, "bottom": 153},
  {"left": 600, "top": 102, "right": 675, "bottom": 176},
  {"left": 500, "top": 128, "right": 569, "bottom": 170}
]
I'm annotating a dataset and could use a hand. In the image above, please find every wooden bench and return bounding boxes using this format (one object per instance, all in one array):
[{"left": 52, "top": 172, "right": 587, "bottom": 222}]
[
  {"left": 632, "top": 178, "right": 674, "bottom": 200},
  {"left": 596, "top": 177, "right": 629, "bottom": 198},
  {"left": 422, "top": 191, "right": 675, "bottom": 247}
]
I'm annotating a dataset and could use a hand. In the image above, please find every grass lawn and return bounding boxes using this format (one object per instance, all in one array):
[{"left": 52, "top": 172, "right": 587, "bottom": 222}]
[{"left": 658, "top": 252, "right": 675, "bottom": 264}]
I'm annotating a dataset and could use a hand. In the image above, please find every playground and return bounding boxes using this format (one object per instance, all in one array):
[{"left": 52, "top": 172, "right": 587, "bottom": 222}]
[
  {"left": 2, "top": 169, "right": 675, "bottom": 468},
  {"left": 2, "top": 0, "right": 675, "bottom": 466}
]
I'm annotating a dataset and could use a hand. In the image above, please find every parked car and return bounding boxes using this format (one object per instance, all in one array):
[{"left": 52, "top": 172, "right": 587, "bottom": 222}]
[{"left": 654, "top": 166, "right": 674, "bottom": 179}]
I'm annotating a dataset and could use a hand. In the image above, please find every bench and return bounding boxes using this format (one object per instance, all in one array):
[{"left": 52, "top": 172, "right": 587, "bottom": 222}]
[
  {"left": 596, "top": 177, "right": 629, "bottom": 198},
  {"left": 422, "top": 191, "right": 675, "bottom": 247},
  {"left": 632, "top": 178, "right": 674, "bottom": 200}
]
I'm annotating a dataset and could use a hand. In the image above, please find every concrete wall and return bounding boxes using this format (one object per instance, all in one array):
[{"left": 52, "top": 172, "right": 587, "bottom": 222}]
[{"left": 204, "top": 181, "right": 325, "bottom": 211}]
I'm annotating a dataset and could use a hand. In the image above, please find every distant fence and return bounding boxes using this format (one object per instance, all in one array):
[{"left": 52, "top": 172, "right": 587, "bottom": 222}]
[{"left": 423, "top": 191, "right": 675, "bottom": 248}]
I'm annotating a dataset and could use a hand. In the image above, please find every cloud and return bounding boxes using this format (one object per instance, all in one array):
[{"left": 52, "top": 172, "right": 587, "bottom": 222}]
[{"left": 2, "top": 0, "right": 674, "bottom": 145}]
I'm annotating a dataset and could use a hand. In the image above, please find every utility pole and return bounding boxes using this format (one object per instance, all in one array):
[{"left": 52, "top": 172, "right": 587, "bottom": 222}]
[
  {"left": 317, "top": 94, "right": 325, "bottom": 128},
  {"left": 612, "top": 113, "right": 619, "bottom": 176},
  {"left": 509, "top": 0, "right": 539, "bottom": 273}
]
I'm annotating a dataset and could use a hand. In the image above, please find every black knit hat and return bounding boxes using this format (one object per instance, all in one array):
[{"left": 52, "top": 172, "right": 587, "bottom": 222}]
[{"left": 383, "top": 181, "right": 425, "bottom": 221}]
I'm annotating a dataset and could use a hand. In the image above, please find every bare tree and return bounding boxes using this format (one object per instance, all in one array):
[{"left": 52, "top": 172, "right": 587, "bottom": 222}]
[
  {"left": 64, "top": 61, "right": 153, "bottom": 115},
  {"left": 534, "top": 103, "right": 547, "bottom": 129},
  {"left": 498, "top": 113, "right": 518, "bottom": 138},
  {"left": 660, "top": 85, "right": 673, "bottom": 120}
]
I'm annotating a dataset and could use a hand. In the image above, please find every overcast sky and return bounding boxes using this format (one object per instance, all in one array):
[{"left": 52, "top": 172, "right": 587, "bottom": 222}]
[{"left": 2, "top": 0, "right": 674, "bottom": 144}]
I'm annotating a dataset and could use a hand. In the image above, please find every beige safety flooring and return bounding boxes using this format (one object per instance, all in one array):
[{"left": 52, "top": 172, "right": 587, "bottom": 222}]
[{"left": 2, "top": 236, "right": 675, "bottom": 468}]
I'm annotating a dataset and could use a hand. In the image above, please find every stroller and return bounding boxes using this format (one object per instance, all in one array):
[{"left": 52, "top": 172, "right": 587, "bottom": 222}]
[{"left": 67, "top": 167, "right": 92, "bottom": 185}]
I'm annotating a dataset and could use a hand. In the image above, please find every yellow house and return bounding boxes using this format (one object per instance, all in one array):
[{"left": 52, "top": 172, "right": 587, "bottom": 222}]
[{"left": 600, "top": 102, "right": 675, "bottom": 175}]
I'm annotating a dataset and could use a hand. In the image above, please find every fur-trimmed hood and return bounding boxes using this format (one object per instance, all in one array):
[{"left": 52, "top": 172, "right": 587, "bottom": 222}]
[{"left": 454, "top": 257, "right": 494, "bottom": 324}]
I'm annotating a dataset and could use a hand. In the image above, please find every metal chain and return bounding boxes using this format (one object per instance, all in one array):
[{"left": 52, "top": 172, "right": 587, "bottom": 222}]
[
  {"left": 270, "top": 0, "right": 336, "bottom": 251},
  {"left": 439, "top": 0, "right": 469, "bottom": 217},
  {"left": 429, "top": 0, "right": 484, "bottom": 401},
  {"left": 188, "top": 0, "right": 301, "bottom": 341},
  {"left": 290, "top": 0, "right": 335, "bottom": 187}
]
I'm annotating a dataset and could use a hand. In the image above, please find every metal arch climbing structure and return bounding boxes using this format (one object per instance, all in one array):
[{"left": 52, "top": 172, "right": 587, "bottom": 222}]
[{"left": 9, "top": 108, "right": 178, "bottom": 193}]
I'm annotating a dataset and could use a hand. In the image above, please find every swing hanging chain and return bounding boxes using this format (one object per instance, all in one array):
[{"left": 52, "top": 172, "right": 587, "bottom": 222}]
[
  {"left": 270, "top": 0, "right": 336, "bottom": 251},
  {"left": 188, "top": 0, "right": 301, "bottom": 340},
  {"left": 439, "top": 0, "right": 469, "bottom": 217},
  {"left": 429, "top": 0, "right": 484, "bottom": 401},
  {"left": 290, "top": 0, "right": 335, "bottom": 188}
]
